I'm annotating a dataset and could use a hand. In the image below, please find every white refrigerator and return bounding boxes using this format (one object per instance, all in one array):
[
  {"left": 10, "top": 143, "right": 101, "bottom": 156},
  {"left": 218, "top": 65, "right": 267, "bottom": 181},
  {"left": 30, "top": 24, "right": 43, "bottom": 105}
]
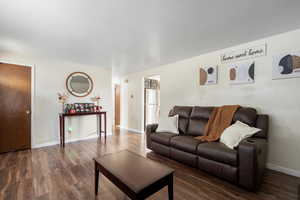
[{"left": 145, "top": 88, "right": 160, "bottom": 126}]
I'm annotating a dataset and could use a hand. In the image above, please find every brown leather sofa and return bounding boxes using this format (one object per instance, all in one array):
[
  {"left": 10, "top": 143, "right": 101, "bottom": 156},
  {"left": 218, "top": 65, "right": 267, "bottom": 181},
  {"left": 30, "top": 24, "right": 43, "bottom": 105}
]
[{"left": 146, "top": 106, "right": 269, "bottom": 191}]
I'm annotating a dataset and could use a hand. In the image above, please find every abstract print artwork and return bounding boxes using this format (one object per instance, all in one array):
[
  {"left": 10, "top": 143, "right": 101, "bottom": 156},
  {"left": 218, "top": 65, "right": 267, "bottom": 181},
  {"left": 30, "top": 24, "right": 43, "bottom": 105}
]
[
  {"left": 199, "top": 66, "right": 218, "bottom": 85},
  {"left": 273, "top": 52, "right": 300, "bottom": 79},
  {"left": 229, "top": 61, "right": 255, "bottom": 84}
]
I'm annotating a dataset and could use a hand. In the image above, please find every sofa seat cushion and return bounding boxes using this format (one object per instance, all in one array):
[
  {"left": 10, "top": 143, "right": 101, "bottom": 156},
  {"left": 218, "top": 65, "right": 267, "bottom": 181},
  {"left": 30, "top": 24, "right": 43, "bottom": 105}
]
[
  {"left": 197, "top": 142, "right": 237, "bottom": 166},
  {"left": 150, "top": 132, "right": 177, "bottom": 146},
  {"left": 170, "top": 136, "right": 203, "bottom": 154}
]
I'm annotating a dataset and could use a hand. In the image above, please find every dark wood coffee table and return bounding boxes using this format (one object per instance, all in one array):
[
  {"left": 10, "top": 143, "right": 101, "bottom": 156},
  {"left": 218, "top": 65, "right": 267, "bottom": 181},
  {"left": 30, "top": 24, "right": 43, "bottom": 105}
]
[{"left": 94, "top": 150, "right": 174, "bottom": 200}]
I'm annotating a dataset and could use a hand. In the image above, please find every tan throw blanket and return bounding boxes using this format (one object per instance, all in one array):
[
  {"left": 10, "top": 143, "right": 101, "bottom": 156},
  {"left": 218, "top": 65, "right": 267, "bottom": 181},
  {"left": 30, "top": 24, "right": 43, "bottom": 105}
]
[{"left": 195, "top": 105, "right": 240, "bottom": 142}]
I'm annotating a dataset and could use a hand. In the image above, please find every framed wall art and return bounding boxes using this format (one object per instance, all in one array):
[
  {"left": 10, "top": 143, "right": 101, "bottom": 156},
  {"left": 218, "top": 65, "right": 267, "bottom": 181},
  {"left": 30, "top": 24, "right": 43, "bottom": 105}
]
[
  {"left": 272, "top": 52, "right": 300, "bottom": 80},
  {"left": 199, "top": 66, "right": 218, "bottom": 86},
  {"left": 228, "top": 61, "right": 255, "bottom": 85}
]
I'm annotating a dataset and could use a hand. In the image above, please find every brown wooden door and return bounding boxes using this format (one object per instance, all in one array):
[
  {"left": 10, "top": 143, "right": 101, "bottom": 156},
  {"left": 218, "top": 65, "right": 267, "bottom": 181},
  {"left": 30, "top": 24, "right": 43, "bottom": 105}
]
[
  {"left": 0, "top": 63, "right": 31, "bottom": 153},
  {"left": 114, "top": 85, "right": 120, "bottom": 126}
]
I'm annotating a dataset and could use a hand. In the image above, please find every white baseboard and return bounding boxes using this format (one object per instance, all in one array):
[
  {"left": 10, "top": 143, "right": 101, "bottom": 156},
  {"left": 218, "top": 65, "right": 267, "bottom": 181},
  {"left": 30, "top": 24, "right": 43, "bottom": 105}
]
[
  {"left": 32, "top": 133, "right": 111, "bottom": 149},
  {"left": 119, "top": 126, "right": 144, "bottom": 134},
  {"left": 267, "top": 163, "right": 300, "bottom": 178},
  {"left": 32, "top": 141, "right": 58, "bottom": 148}
]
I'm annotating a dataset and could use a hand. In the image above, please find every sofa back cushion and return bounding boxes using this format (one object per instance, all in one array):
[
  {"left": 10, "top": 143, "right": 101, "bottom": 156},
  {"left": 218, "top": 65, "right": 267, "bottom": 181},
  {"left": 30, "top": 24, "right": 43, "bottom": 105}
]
[
  {"left": 187, "top": 106, "right": 214, "bottom": 136},
  {"left": 232, "top": 107, "right": 257, "bottom": 127},
  {"left": 170, "top": 106, "right": 193, "bottom": 134}
]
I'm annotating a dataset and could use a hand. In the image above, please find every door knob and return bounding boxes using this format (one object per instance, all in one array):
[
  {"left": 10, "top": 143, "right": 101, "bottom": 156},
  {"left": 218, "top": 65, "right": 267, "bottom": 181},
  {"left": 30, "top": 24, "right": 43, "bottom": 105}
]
[{"left": 26, "top": 110, "right": 31, "bottom": 114}]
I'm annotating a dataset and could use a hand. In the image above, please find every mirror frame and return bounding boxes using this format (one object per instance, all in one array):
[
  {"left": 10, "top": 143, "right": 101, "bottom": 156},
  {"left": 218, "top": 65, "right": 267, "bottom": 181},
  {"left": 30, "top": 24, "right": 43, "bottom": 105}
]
[{"left": 66, "top": 72, "right": 94, "bottom": 97}]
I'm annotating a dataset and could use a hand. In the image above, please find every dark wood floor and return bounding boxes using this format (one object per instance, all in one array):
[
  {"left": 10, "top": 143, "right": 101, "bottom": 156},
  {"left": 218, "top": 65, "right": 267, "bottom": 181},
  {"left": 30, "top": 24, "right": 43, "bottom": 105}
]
[{"left": 0, "top": 129, "right": 299, "bottom": 200}]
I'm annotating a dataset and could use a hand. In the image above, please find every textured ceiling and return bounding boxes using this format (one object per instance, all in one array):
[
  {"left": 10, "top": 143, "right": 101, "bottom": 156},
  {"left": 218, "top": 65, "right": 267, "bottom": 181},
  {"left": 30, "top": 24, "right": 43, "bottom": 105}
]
[{"left": 1, "top": 0, "right": 300, "bottom": 77}]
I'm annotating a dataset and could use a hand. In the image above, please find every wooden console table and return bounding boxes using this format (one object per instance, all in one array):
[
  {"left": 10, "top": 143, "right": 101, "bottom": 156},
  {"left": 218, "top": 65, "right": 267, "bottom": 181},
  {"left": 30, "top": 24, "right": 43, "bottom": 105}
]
[{"left": 59, "top": 112, "right": 107, "bottom": 148}]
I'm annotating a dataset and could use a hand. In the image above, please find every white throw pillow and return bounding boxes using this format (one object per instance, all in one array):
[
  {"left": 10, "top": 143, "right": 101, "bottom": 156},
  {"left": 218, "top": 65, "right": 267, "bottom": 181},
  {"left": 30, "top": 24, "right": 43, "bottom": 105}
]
[
  {"left": 156, "top": 115, "right": 179, "bottom": 134},
  {"left": 220, "top": 121, "right": 261, "bottom": 149}
]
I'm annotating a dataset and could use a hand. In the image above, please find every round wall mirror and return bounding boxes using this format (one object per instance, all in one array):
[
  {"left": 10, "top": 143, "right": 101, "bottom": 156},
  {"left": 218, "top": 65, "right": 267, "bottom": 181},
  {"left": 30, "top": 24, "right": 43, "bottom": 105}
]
[{"left": 66, "top": 72, "right": 93, "bottom": 97}]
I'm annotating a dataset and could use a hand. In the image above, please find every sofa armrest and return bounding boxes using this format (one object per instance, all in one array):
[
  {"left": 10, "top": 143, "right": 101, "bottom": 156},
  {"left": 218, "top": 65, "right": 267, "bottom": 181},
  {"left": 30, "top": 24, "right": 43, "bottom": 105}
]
[
  {"left": 238, "top": 138, "right": 267, "bottom": 191},
  {"left": 145, "top": 124, "right": 158, "bottom": 149},
  {"left": 254, "top": 114, "right": 269, "bottom": 138}
]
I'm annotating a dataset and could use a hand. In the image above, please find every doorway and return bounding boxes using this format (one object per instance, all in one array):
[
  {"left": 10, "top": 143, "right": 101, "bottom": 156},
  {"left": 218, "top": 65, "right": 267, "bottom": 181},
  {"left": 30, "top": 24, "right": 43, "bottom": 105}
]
[
  {"left": 0, "top": 63, "right": 32, "bottom": 153},
  {"left": 114, "top": 84, "right": 121, "bottom": 127},
  {"left": 144, "top": 76, "right": 160, "bottom": 131}
]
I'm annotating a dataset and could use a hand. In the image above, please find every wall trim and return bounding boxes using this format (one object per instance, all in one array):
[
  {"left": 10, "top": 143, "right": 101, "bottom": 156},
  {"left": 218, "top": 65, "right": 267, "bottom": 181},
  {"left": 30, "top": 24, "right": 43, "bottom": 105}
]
[
  {"left": 119, "top": 126, "right": 144, "bottom": 134},
  {"left": 32, "top": 133, "right": 111, "bottom": 149},
  {"left": 267, "top": 163, "right": 300, "bottom": 178},
  {"left": 32, "top": 141, "right": 58, "bottom": 149}
]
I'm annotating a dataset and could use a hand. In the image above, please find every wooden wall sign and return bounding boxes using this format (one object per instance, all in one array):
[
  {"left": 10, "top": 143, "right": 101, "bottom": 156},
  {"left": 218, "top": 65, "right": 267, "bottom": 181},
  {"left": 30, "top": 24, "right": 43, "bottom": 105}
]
[{"left": 221, "top": 44, "right": 266, "bottom": 63}]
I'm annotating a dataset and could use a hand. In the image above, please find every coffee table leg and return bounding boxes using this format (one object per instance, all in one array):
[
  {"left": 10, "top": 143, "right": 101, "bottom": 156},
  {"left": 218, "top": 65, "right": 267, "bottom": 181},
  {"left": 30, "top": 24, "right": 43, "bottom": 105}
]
[
  {"left": 95, "top": 161, "right": 100, "bottom": 195},
  {"left": 168, "top": 174, "right": 173, "bottom": 200}
]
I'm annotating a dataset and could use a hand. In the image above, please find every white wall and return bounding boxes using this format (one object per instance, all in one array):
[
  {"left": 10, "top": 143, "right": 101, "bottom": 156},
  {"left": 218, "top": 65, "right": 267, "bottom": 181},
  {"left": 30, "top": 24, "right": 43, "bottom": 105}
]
[
  {"left": 1, "top": 55, "right": 112, "bottom": 147},
  {"left": 120, "top": 29, "right": 300, "bottom": 175}
]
